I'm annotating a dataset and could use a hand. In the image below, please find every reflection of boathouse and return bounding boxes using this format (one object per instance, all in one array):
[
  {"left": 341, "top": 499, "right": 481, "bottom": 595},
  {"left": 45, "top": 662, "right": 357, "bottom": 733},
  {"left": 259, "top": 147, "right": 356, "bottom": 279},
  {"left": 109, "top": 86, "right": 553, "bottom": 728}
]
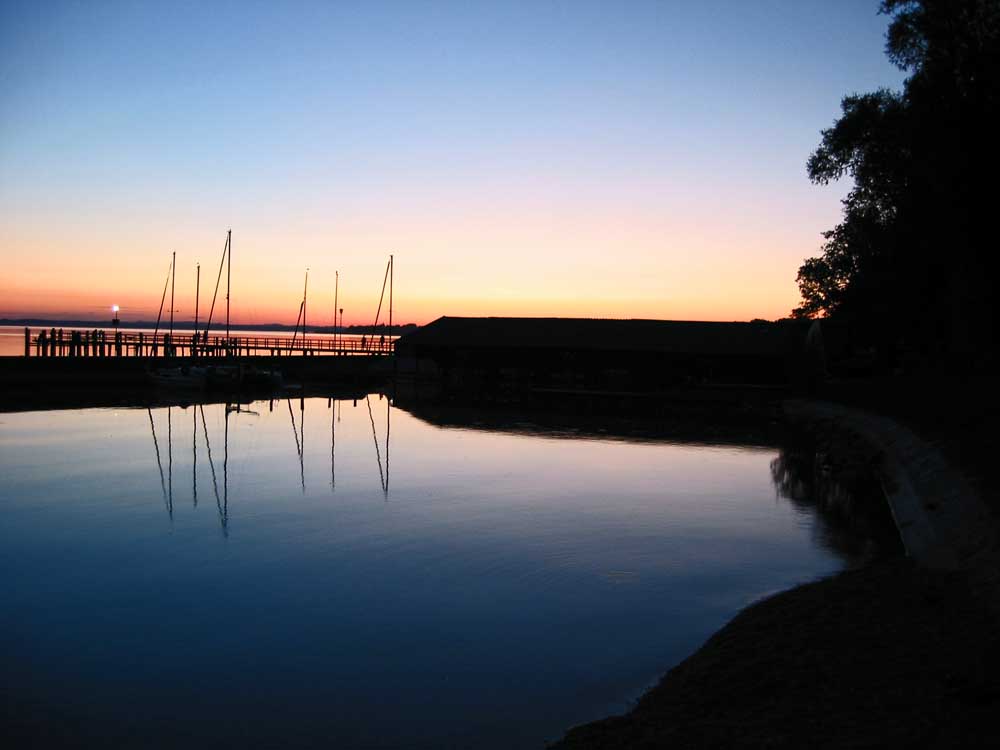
[{"left": 394, "top": 316, "right": 815, "bottom": 397}]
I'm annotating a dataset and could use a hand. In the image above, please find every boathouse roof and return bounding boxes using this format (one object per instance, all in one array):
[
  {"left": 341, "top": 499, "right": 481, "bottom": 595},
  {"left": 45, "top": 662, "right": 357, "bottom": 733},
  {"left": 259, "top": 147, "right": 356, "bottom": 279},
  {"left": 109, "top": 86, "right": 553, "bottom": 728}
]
[{"left": 395, "top": 316, "right": 808, "bottom": 357}]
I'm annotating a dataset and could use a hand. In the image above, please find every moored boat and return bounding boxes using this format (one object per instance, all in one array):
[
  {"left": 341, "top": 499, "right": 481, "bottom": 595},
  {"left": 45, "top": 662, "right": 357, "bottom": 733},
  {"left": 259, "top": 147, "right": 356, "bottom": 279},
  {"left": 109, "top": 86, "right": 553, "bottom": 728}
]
[{"left": 148, "top": 366, "right": 208, "bottom": 390}]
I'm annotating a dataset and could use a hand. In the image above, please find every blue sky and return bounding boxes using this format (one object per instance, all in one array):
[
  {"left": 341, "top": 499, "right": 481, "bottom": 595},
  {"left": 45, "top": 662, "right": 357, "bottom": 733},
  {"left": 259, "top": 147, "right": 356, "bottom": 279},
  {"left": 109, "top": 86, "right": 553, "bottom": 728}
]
[{"left": 0, "top": 1, "right": 904, "bottom": 323}]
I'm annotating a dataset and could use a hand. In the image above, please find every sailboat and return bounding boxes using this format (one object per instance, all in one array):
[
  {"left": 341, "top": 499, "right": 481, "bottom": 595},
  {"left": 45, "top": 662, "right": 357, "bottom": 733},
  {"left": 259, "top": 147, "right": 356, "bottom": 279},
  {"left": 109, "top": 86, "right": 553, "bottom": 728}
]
[
  {"left": 145, "top": 231, "right": 295, "bottom": 393},
  {"left": 149, "top": 366, "right": 209, "bottom": 389},
  {"left": 144, "top": 249, "right": 207, "bottom": 390},
  {"left": 147, "top": 251, "right": 208, "bottom": 389}
]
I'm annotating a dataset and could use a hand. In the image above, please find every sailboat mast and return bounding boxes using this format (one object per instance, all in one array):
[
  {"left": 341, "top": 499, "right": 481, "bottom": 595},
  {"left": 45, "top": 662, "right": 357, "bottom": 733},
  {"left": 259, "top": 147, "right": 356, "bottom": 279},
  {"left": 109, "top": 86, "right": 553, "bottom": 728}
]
[
  {"left": 389, "top": 255, "right": 393, "bottom": 343},
  {"left": 303, "top": 268, "right": 309, "bottom": 337},
  {"left": 333, "top": 270, "right": 339, "bottom": 351},
  {"left": 153, "top": 255, "right": 171, "bottom": 342},
  {"left": 225, "top": 229, "right": 231, "bottom": 341},
  {"left": 194, "top": 263, "right": 200, "bottom": 333},
  {"left": 170, "top": 250, "right": 176, "bottom": 336}
]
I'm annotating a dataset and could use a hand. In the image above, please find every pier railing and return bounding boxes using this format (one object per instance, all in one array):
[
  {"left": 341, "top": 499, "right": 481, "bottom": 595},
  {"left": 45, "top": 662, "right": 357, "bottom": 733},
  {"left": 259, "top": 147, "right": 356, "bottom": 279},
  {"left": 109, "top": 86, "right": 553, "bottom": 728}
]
[{"left": 20, "top": 327, "right": 396, "bottom": 359}]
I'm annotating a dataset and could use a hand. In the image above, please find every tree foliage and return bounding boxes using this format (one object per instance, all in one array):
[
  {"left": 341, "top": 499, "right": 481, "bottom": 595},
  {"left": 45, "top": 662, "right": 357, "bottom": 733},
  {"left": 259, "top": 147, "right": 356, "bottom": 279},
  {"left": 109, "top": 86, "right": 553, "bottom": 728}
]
[{"left": 794, "top": 0, "right": 1000, "bottom": 358}]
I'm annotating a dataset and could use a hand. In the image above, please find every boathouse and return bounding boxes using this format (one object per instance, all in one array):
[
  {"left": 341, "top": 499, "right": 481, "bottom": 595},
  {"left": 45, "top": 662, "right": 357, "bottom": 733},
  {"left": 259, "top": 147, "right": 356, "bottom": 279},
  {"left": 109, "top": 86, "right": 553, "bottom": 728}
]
[{"left": 394, "top": 316, "right": 816, "bottom": 395}]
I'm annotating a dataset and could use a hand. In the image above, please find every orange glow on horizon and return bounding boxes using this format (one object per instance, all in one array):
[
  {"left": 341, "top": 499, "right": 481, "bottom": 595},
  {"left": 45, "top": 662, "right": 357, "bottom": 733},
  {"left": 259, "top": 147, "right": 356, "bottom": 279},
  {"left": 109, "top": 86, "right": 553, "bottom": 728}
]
[
  {"left": 0, "top": 282, "right": 801, "bottom": 326},
  {"left": 1, "top": 195, "right": 817, "bottom": 326}
]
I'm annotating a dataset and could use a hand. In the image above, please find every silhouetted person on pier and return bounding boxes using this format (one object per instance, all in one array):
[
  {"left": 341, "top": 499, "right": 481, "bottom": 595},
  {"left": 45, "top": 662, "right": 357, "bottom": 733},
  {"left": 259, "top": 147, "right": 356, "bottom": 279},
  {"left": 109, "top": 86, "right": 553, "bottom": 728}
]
[{"left": 38, "top": 329, "right": 48, "bottom": 357}]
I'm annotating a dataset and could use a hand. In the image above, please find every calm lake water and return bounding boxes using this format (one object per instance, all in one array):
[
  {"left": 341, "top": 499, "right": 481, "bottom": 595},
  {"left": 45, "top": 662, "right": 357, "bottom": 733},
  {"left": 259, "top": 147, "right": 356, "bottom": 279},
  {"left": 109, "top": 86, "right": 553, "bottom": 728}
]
[{"left": 0, "top": 397, "right": 874, "bottom": 748}]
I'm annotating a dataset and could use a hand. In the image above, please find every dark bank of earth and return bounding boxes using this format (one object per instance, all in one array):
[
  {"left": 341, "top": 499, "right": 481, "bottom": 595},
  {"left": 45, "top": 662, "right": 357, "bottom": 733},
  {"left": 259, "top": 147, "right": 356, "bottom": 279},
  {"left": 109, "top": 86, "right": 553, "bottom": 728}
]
[
  {"left": 553, "top": 378, "right": 1000, "bottom": 749},
  {"left": 553, "top": 559, "right": 1000, "bottom": 749}
]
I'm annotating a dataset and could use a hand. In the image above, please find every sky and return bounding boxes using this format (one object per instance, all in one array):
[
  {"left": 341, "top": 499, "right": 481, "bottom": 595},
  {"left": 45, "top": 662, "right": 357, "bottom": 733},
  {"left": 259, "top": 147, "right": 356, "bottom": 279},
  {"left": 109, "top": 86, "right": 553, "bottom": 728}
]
[{"left": 0, "top": 0, "right": 905, "bottom": 326}]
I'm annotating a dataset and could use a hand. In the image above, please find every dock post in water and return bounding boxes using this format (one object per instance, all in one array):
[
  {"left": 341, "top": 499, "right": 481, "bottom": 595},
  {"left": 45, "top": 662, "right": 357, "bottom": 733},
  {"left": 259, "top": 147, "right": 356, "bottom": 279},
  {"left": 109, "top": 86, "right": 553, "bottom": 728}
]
[{"left": 23, "top": 327, "right": 29, "bottom": 357}]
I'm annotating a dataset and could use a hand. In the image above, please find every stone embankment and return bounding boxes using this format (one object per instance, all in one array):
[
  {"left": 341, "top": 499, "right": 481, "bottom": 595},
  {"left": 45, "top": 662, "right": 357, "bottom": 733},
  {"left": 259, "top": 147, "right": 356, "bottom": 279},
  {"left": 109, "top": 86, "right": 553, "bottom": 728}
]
[
  {"left": 784, "top": 399, "right": 996, "bottom": 570},
  {"left": 784, "top": 399, "right": 1000, "bottom": 612}
]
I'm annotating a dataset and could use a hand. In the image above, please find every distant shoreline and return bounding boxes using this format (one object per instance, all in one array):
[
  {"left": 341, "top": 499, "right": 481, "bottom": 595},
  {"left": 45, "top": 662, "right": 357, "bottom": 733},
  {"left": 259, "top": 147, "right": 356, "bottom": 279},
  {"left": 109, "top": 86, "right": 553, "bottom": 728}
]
[{"left": 0, "top": 319, "right": 418, "bottom": 335}]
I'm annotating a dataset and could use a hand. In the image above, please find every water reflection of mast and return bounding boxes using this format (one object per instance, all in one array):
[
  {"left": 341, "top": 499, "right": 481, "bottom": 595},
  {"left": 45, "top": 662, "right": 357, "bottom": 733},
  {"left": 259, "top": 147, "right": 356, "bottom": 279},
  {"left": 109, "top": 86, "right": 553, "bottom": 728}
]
[
  {"left": 199, "top": 404, "right": 227, "bottom": 533},
  {"left": 287, "top": 397, "right": 305, "bottom": 493},
  {"left": 385, "top": 393, "right": 390, "bottom": 490},
  {"left": 192, "top": 407, "right": 197, "bottom": 508},
  {"left": 366, "top": 394, "right": 389, "bottom": 495},
  {"left": 301, "top": 396, "right": 305, "bottom": 488},
  {"left": 148, "top": 407, "right": 169, "bottom": 516},
  {"left": 335, "top": 399, "right": 342, "bottom": 490},
  {"left": 223, "top": 402, "right": 230, "bottom": 528},
  {"left": 167, "top": 407, "right": 173, "bottom": 515},
  {"left": 336, "top": 399, "right": 337, "bottom": 490}
]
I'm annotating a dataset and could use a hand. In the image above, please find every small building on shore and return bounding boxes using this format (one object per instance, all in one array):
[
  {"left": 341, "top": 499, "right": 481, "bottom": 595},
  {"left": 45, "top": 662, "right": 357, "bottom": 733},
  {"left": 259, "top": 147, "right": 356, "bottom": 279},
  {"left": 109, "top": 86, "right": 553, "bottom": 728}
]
[{"left": 394, "top": 316, "right": 816, "bottom": 398}]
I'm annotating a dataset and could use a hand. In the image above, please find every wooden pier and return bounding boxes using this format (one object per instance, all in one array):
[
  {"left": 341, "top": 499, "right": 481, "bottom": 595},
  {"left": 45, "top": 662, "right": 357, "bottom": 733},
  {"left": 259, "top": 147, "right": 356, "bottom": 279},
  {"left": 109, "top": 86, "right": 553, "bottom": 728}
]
[{"left": 20, "top": 327, "right": 395, "bottom": 359}]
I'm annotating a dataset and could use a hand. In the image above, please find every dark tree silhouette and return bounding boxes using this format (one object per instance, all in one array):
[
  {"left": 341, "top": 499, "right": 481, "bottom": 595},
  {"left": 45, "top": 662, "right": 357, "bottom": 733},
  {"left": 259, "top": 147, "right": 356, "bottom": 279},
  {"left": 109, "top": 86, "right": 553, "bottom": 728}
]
[{"left": 795, "top": 0, "right": 1000, "bottom": 363}]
